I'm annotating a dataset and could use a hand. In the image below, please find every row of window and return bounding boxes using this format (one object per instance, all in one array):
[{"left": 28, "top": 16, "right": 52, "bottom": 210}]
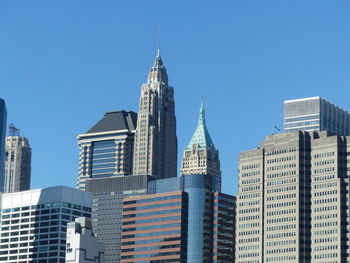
[{"left": 267, "top": 155, "right": 296, "bottom": 164}]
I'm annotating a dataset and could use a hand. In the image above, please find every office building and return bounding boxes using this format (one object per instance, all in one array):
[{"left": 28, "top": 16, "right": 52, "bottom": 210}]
[
  {"left": 0, "top": 186, "right": 92, "bottom": 263},
  {"left": 4, "top": 124, "right": 31, "bottom": 193},
  {"left": 0, "top": 98, "right": 7, "bottom": 192},
  {"left": 180, "top": 101, "right": 221, "bottom": 190},
  {"left": 236, "top": 130, "right": 350, "bottom": 263},
  {"left": 212, "top": 192, "right": 236, "bottom": 263},
  {"left": 236, "top": 131, "right": 311, "bottom": 263},
  {"left": 133, "top": 49, "right": 178, "bottom": 179},
  {"left": 310, "top": 132, "right": 349, "bottom": 263},
  {"left": 85, "top": 175, "right": 152, "bottom": 263},
  {"left": 284, "top": 96, "right": 350, "bottom": 135},
  {"left": 121, "top": 174, "right": 236, "bottom": 263},
  {"left": 66, "top": 217, "right": 104, "bottom": 263},
  {"left": 121, "top": 191, "right": 188, "bottom": 263},
  {"left": 77, "top": 110, "right": 137, "bottom": 190}
]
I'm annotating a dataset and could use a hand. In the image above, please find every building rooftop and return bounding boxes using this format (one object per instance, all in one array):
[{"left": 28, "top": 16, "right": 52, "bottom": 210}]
[
  {"left": 86, "top": 110, "right": 137, "bottom": 134},
  {"left": 186, "top": 101, "right": 215, "bottom": 150}
]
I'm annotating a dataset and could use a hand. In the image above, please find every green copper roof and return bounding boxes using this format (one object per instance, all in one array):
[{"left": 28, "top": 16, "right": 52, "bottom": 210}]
[{"left": 186, "top": 101, "right": 215, "bottom": 150}]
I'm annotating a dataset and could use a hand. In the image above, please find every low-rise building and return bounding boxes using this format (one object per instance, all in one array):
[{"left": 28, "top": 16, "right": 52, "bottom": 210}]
[
  {"left": 0, "top": 186, "right": 92, "bottom": 263},
  {"left": 66, "top": 217, "right": 104, "bottom": 263}
]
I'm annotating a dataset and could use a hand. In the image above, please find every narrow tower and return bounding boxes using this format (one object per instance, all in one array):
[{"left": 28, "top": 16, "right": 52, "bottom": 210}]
[
  {"left": 180, "top": 101, "right": 221, "bottom": 191},
  {"left": 4, "top": 124, "right": 31, "bottom": 193},
  {"left": 133, "top": 49, "right": 178, "bottom": 178}
]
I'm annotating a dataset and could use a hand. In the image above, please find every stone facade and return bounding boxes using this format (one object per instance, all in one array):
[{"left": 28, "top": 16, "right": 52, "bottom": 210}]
[
  {"left": 4, "top": 135, "right": 31, "bottom": 193},
  {"left": 180, "top": 102, "right": 221, "bottom": 190},
  {"left": 236, "top": 130, "right": 350, "bottom": 263},
  {"left": 133, "top": 49, "right": 177, "bottom": 179}
]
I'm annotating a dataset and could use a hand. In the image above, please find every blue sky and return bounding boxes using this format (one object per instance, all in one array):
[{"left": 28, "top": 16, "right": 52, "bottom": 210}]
[{"left": 1, "top": 1, "right": 350, "bottom": 195}]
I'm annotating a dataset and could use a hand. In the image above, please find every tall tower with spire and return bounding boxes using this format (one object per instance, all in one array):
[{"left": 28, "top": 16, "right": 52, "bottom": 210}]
[
  {"left": 133, "top": 49, "right": 177, "bottom": 178},
  {"left": 180, "top": 101, "right": 221, "bottom": 190}
]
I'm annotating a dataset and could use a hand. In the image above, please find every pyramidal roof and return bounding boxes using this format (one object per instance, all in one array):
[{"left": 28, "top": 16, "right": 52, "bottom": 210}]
[{"left": 186, "top": 101, "right": 215, "bottom": 150}]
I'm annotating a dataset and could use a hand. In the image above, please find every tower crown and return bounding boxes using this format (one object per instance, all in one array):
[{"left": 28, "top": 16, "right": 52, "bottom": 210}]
[
  {"left": 148, "top": 49, "right": 168, "bottom": 85},
  {"left": 187, "top": 101, "right": 215, "bottom": 150}
]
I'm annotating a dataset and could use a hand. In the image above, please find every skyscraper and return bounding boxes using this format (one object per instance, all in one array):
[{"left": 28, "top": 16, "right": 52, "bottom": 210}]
[
  {"left": 310, "top": 132, "right": 349, "bottom": 263},
  {"left": 85, "top": 175, "right": 151, "bottom": 263},
  {"left": 235, "top": 130, "right": 350, "bottom": 263},
  {"left": 4, "top": 124, "right": 31, "bottom": 193},
  {"left": 77, "top": 110, "right": 139, "bottom": 262},
  {"left": 120, "top": 100, "right": 235, "bottom": 263},
  {"left": 121, "top": 174, "right": 236, "bottom": 263},
  {"left": 236, "top": 131, "right": 312, "bottom": 263},
  {"left": 180, "top": 101, "right": 221, "bottom": 190},
  {"left": 133, "top": 49, "right": 177, "bottom": 179},
  {"left": 284, "top": 96, "right": 350, "bottom": 135},
  {"left": 121, "top": 191, "right": 189, "bottom": 263},
  {"left": 78, "top": 50, "right": 178, "bottom": 263},
  {"left": 77, "top": 110, "right": 137, "bottom": 190},
  {"left": 0, "top": 186, "right": 92, "bottom": 263},
  {"left": 0, "top": 98, "right": 7, "bottom": 192}
]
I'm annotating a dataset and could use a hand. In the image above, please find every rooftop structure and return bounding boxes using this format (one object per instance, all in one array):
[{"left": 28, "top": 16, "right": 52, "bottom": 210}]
[{"left": 284, "top": 96, "right": 350, "bottom": 135}]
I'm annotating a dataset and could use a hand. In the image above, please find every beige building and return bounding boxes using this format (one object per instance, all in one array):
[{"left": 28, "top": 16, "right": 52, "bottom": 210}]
[
  {"left": 180, "top": 102, "right": 221, "bottom": 189},
  {"left": 4, "top": 126, "right": 31, "bottom": 193},
  {"left": 236, "top": 130, "right": 350, "bottom": 263},
  {"left": 132, "top": 49, "right": 178, "bottom": 179},
  {"left": 310, "top": 132, "right": 349, "bottom": 263}
]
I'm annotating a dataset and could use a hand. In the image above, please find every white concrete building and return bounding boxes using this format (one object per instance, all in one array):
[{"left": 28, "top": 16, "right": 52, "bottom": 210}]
[
  {"left": 66, "top": 217, "right": 104, "bottom": 263},
  {"left": 0, "top": 186, "right": 92, "bottom": 263}
]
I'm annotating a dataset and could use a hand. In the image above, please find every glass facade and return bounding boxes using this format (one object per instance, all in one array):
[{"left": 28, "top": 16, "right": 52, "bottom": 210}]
[
  {"left": 0, "top": 201, "right": 91, "bottom": 263},
  {"left": 212, "top": 193, "right": 236, "bottom": 263},
  {"left": 121, "top": 191, "right": 188, "bottom": 263},
  {"left": 0, "top": 98, "right": 7, "bottom": 192},
  {"left": 91, "top": 190, "right": 147, "bottom": 263},
  {"left": 91, "top": 140, "right": 116, "bottom": 178},
  {"left": 182, "top": 174, "right": 213, "bottom": 263},
  {"left": 124, "top": 174, "right": 235, "bottom": 263}
]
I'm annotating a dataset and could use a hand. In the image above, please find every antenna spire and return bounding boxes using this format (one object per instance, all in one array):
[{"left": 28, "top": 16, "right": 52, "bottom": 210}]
[
  {"left": 157, "top": 21, "right": 161, "bottom": 55},
  {"left": 199, "top": 98, "right": 205, "bottom": 125}
]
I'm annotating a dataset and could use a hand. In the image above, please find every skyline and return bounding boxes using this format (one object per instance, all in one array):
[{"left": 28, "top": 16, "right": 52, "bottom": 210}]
[{"left": 1, "top": 1, "right": 350, "bottom": 195}]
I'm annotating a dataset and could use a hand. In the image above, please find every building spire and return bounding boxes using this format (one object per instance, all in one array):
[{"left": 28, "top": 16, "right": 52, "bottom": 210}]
[
  {"left": 199, "top": 98, "right": 205, "bottom": 125},
  {"left": 148, "top": 48, "right": 168, "bottom": 85},
  {"left": 186, "top": 99, "right": 214, "bottom": 150}
]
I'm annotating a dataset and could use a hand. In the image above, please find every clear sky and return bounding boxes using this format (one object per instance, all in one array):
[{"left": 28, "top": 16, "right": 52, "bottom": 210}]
[{"left": 1, "top": 0, "right": 350, "bottom": 195}]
